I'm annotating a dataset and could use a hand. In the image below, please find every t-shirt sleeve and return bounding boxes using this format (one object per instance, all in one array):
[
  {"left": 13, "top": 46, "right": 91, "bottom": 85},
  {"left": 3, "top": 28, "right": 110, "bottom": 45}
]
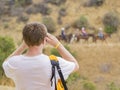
[
  {"left": 2, "top": 58, "right": 16, "bottom": 78},
  {"left": 57, "top": 57, "right": 75, "bottom": 80}
]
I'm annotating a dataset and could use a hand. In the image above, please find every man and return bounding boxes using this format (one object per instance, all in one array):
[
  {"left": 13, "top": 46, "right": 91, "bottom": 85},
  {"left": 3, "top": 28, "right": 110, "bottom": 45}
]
[
  {"left": 2, "top": 22, "right": 79, "bottom": 90},
  {"left": 61, "top": 27, "right": 67, "bottom": 41},
  {"left": 98, "top": 27, "right": 104, "bottom": 39}
]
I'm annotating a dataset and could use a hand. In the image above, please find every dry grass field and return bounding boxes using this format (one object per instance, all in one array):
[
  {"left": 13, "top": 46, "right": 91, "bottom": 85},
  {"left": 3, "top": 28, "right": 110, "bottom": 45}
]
[
  {"left": 0, "top": 86, "right": 15, "bottom": 90},
  {"left": 1, "top": 43, "right": 120, "bottom": 90},
  {"left": 68, "top": 43, "right": 120, "bottom": 90},
  {"left": 0, "top": 0, "right": 120, "bottom": 90}
]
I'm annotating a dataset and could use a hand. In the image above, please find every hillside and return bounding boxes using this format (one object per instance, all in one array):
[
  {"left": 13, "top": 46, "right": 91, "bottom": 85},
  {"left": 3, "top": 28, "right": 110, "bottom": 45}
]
[
  {"left": 0, "top": 0, "right": 120, "bottom": 90},
  {"left": 0, "top": 0, "right": 120, "bottom": 43}
]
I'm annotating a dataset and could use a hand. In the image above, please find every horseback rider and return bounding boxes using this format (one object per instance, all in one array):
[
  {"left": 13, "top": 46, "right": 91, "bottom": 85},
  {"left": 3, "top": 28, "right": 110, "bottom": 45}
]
[
  {"left": 75, "top": 28, "right": 80, "bottom": 37},
  {"left": 81, "top": 27, "right": 87, "bottom": 37},
  {"left": 61, "top": 27, "right": 67, "bottom": 41},
  {"left": 98, "top": 27, "right": 104, "bottom": 39}
]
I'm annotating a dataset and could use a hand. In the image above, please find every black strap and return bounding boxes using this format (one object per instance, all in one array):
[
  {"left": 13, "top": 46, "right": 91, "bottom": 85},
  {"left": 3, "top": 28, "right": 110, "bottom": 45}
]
[
  {"left": 50, "top": 65, "right": 54, "bottom": 86},
  {"left": 56, "top": 65, "right": 68, "bottom": 90},
  {"left": 50, "top": 62, "right": 57, "bottom": 90},
  {"left": 50, "top": 60, "right": 68, "bottom": 90}
]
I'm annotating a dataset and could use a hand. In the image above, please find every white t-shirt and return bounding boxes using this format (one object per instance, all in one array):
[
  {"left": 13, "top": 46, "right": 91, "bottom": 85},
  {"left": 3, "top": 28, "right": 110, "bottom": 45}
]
[{"left": 2, "top": 54, "right": 75, "bottom": 90}]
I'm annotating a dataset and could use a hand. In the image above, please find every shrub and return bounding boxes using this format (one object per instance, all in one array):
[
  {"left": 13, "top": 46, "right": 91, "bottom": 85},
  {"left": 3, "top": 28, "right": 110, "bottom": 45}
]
[
  {"left": 67, "top": 72, "right": 80, "bottom": 83},
  {"left": 59, "top": 7, "right": 67, "bottom": 17},
  {"left": 34, "top": 3, "right": 52, "bottom": 15},
  {"left": 84, "top": 0, "right": 105, "bottom": 7},
  {"left": 16, "top": 14, "right": 29, "bottom": 23},
  {"left": 72, "top": 16, "right": 88, "bottom": 29},
  {"left": 0, "top": 36, "right": 15, "bottom": 78},
  {"left": 15, "top": 0, "right": 33, "bottom": 6},
  {"left": 103, "top": 12, "right": 119, "bottom": 34},
  {"left": 107, "top": 82, "right": 120, "bottom": 90},
  {"left": 83, "top": 81, "right": 96, "bottom": 90},
  {"left": 50, "top": 45, "right": 76, "bottom": 57},
  {"left": 44, "top": 0, "right": 66, "bottom": 6},
  {"left": 42, "top": 16, "right": 56, "bottom": 33},
  {"left": 3, "top": 22, "right": 9, "bottom": 29},
  {"left": 25, "top": 5, "right": 38, "bottom": 14},
  {"left": 50, "top": 48, "right": 60, "bottom": 56},
  {"left": 6, "top": 0, "right": 15, "bottom": 6},
  {"left": 104, "top": 25, "right": 116, "bottom": 34}
]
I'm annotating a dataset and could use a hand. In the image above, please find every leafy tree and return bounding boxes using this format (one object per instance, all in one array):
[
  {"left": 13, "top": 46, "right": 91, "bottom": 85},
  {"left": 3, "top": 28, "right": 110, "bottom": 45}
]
[{"left": 0, "top": 36, "right": 15, "bottom": 79}]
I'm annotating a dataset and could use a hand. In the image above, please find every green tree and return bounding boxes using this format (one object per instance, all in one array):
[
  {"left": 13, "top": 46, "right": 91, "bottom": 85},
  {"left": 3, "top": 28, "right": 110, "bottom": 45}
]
[{"left": 0, "top": 36, "right": 15, "bottom": 79}]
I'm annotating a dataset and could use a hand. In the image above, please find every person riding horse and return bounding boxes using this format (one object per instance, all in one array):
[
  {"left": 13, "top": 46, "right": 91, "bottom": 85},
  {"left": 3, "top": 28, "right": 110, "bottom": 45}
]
[
  {"left": 61, "top": 27, "right": 67, "bottom": 41},
  {"left": 98, "top": 27, "right": 104, "bottom": 39},
  {"left": 81, "top": 27, "right": 88, "bottom": 37}
]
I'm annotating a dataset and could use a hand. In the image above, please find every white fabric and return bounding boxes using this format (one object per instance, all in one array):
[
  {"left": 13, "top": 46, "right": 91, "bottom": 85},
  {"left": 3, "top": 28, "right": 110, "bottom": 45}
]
[{"left": 2, "top": 54, "right": 75, "bottom": 90}]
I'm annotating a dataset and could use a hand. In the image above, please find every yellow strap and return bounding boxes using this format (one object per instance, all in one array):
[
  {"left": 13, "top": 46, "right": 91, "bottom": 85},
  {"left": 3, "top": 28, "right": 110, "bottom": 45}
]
[
  {"left": 49, "top": 55, "right": 58, "bottom": 61},
  {"left": 57, "top": 79, "right": 64, "bottom": 90}
]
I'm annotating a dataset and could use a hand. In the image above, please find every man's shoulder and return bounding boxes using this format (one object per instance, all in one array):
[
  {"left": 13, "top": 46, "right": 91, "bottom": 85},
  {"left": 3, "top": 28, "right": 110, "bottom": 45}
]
[
  {"left": 10, "top": 55, "right": 22, "bottom": 59},
  {"left": 6, "top": 55, "right": 22, "bottom": 63}
]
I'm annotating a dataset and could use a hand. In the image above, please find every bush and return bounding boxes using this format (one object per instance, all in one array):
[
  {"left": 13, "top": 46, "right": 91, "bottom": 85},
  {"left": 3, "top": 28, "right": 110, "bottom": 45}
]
[
  {"left": 84, "top": 0, "right": 105, "bottom": 7},
  {"left": 104, "top": 25, "right": 116, "bottom": 34},
  {"left": 103, "top": 12, "right": 119, "bottom": 34},
  {"left": 16, "top": 14, "right": 29, "bottom": 23},
  {"left": 72, "top": 16, "right": 88, "bottom": 29},
  {"left": 34, "top": 3, "right": 52, "bottom": 15},
  {"left": 83, "top": 81, "right": 96, "bottom": 90},
  {"left": 59, "top": 7, "right": 67, "bottom": 17},
  {"left": 44, "top": 0, "right": 66, "bottom": 6},
  {"left": 42, "top": 16, "right": 56, "bottom": 33},
  {"left": 67, "top": 72, "right": 80, "bottom": 83},
  {"left": 107, "top": 82, "right": 120, "bottom": 90},
  {"left": 15, "top": 0, "right": 33, "bottom": 6},
  {"left": 0, "top": 36, "right": 15, "bottom": 78},
  {"left": 50, "top": 45, "right": 76, "bottom": 57},
  {"left": 3, "top": 22, "right": 9, "bottom": 29}
]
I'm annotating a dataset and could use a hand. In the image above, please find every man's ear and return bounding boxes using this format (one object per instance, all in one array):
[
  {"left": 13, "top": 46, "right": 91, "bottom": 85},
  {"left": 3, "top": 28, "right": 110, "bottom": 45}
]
[{"left": 43, "top": 37, "right": 47, "bottom": 45}]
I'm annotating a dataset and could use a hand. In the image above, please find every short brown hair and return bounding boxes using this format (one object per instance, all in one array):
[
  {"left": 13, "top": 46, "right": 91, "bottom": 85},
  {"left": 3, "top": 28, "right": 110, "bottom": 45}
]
[{"left": 22, "top": 22, "right": 47, "bottom": 46}]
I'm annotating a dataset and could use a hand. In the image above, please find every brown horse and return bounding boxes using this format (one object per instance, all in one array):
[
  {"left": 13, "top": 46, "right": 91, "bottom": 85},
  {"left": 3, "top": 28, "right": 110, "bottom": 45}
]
[
  {"left": 56, "top": 33, "right": 73, "bottom": 43},
  {"left": 75, "top": 33, "right": 95, "bottom": 43},
  {"left": 93, "top": 34, "right": 111, "bottom": 43},
  {"left": 75, "top": 34, "right": 89, "bottom": 43}
]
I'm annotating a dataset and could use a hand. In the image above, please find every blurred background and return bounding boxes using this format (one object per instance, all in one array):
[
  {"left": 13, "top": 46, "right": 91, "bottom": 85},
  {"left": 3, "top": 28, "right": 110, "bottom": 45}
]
[{"left": 0, "top": 0, "right": 120, "bottom": 90}]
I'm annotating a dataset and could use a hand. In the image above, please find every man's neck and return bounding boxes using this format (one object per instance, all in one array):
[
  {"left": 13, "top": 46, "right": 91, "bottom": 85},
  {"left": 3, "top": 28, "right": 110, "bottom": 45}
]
[{"left": 25, "top": 45, "right": 43, "bottom": 57}]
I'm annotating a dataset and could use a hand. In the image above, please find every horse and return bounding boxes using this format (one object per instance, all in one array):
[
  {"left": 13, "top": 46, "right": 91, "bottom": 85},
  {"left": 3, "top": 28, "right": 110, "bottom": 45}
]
[
  {"left": 56, "top": 33, "right": 73, "bottom": 43},
  {"left": 75, "top": 34, "right": 89, "bottom": 43},
  {"left": 93, "top": 34, "right": 111, "bottom": 43},
  {"left": 75, "top": 33, "right": 95, "bottom": 43}
]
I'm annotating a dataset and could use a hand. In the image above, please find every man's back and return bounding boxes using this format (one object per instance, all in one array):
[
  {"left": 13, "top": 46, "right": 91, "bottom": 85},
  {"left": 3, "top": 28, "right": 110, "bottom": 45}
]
[
  {"left": 3, "top": 54, "right": 53, "bottom": 90},
  {"left": 3, "top": 54, "right": 75, "bottom": 90}
]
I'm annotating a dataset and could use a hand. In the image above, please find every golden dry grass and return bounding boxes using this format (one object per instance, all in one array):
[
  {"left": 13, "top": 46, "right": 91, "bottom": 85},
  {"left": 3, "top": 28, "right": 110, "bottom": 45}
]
[
  {"left": 0, "top": 86, "right": 15, "bottom": 90},
  {"left": 68, "top": 43, "right": 120, "bottom": 90},
  {"left": 1, "top": 43, "right": 120, "bottom": 90}
]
